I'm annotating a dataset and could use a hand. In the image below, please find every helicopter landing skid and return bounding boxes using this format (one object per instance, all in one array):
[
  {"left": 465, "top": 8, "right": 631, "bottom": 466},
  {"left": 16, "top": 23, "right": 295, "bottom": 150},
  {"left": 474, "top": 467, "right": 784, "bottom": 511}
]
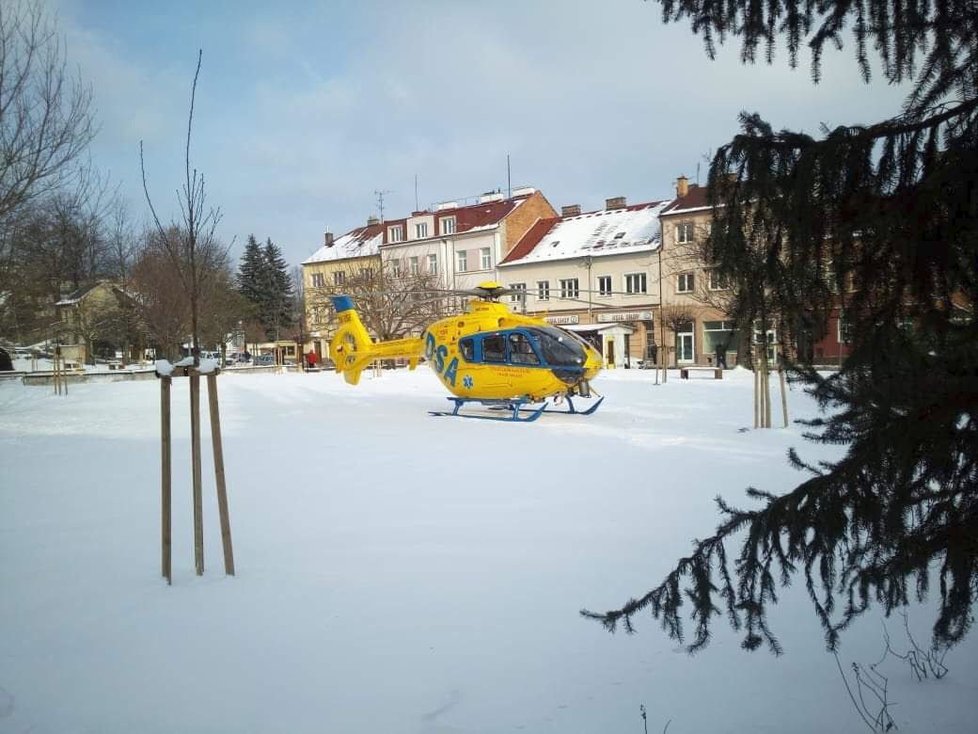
[
  {"left": 542, "top": 394, "right": 605, "bottom": 416},
  {"left": 428, "top": 395, "right": 604, "bottom": 421},
  {"left": 428, "top": 397, "right": 548, "bottom": 422}
]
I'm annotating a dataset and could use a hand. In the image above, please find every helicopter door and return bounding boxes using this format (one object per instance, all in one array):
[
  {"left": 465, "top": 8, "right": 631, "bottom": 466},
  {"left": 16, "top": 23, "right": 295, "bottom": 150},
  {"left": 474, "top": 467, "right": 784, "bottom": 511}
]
[
  {"left": 508, "top": 332, "right": 540, "bottom": 365},
  {"left": 481, "top": 334, "right": 506, "bottom": 363}
]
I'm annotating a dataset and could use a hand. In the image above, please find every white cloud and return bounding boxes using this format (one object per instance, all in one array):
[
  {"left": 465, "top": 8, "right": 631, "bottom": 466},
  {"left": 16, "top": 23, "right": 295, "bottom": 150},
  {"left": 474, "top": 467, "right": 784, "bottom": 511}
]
[{"left": 48, "top": 0, "right": 916, "bottom": 266}]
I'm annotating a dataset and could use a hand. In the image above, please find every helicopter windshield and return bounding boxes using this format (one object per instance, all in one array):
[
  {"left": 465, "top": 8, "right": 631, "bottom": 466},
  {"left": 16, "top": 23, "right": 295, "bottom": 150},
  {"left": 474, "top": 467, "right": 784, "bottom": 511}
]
[{"left": 525, "top": 326, "right": 588, "bottom": 367}]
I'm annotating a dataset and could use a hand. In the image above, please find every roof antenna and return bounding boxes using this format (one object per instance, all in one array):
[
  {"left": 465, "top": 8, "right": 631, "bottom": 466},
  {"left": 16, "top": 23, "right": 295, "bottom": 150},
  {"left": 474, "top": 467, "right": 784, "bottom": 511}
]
[
  {"left": 374, "top": 189, "right": 391, "bottom": 222},
  {"left": 414, "top": 174, "right": 419, "bottom": 211},
  {"left": 507, "top": 154, "right": 511, "bottom": 199}
]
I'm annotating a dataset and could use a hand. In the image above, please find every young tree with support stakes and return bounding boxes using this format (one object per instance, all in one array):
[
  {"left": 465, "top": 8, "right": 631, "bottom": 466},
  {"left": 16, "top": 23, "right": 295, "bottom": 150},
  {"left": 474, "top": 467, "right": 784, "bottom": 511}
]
[
  {"left": 140, "top": 50, "right": 224, "bottom": 366},
  {"left": 582, "top": 0, "right": 978, "bottom": 655}
]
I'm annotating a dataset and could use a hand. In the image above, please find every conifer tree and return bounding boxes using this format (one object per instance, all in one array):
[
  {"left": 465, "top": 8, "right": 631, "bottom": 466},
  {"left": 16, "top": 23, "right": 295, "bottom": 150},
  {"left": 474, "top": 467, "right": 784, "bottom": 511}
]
[
  {"left": 236, "top": 234, "right": 264, "bottom": 306},
  {"left": 234, "top": 234, "right": 294, "bottom": 341},
  {"left": 583, "top": 0, "right": 977, "bottom": 653},
  {"left": 261, "top": 238, "right": 293, "bottom": 340}
]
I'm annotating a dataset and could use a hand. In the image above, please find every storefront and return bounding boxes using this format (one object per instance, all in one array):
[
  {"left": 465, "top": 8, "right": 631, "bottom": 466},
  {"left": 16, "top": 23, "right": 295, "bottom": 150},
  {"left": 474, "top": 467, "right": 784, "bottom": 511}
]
[{"left": 561, "top": 323, "right": 636, "bottom": 369}]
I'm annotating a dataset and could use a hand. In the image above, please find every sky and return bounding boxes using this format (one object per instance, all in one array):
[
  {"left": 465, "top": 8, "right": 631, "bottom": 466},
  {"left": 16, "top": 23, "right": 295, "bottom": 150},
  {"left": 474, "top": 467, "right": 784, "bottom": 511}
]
[
  {"left": 3, "top": 363, "right": 976, "bottom": 732},
  {"left": 49, "top": 0, "right": 912, "bottom": 269}
]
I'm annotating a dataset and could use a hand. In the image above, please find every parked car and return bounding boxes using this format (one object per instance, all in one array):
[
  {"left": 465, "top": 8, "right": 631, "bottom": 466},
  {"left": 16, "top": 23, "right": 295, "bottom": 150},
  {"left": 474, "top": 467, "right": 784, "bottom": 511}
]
[{"left": 253, "top": 354, "right": 275, "bottom": 366}]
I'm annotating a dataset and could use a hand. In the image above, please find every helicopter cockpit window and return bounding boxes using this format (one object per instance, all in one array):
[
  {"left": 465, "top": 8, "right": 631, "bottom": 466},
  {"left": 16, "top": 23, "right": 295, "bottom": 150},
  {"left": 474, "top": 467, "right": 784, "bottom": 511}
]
[
  {"left": 508, "top": 333, "right": 540, "bottom": 365},
  {"left": 482, "top": 334, "right": 506, "bottom": 363},
  {"left": 459, "top": 337, "right": 475, "bottom": 362},
  {"left": 528, "top": 326, "right": 587, "bottom": 367}
]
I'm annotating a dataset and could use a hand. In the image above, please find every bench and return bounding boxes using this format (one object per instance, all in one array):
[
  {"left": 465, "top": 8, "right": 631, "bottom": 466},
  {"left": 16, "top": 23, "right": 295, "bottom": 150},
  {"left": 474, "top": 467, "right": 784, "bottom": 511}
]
[{"left": 680, "top": 366, "right": 723, "bottom": 380}]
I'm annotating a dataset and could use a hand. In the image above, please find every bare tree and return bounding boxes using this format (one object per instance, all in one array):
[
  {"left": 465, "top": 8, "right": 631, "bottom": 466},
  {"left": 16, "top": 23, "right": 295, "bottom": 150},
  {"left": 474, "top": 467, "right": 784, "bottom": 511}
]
[
  {"left": 0, "top": 0, "right": 95, "bottom": 223},
  {"left": 660, "top": 305, "right": 695, "bottom": 338},
  {"left": 130, "top": 233, "right": 190, "bottom": 361},
  {"left": 305, "top": 264, "right": 451, "bottom": 344},
  {"left": 140, "top": 50, "right": 224, "bottom": 366}
]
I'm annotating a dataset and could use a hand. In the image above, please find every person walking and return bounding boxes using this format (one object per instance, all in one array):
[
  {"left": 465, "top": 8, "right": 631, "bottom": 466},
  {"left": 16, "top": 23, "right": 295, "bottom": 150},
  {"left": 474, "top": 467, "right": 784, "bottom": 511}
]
[{"left": 715, "top": 342, "right": 728, "bottom": 370}]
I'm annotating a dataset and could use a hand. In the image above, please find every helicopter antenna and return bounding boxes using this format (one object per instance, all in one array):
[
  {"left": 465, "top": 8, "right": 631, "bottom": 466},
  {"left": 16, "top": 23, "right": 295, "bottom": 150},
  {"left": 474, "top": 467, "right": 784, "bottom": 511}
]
[{"left": 374, "top": 189, "right": 392, "bottom": 222}]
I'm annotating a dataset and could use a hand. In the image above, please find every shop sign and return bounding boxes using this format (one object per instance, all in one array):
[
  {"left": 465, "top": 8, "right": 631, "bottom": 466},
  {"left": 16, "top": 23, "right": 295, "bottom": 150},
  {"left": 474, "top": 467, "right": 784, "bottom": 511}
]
[
  {"left": 597, "top": 310, "right": 652, "bottom": 323},
  {"left": 545, "top": 314, "right": 580, "bottom": 325}
]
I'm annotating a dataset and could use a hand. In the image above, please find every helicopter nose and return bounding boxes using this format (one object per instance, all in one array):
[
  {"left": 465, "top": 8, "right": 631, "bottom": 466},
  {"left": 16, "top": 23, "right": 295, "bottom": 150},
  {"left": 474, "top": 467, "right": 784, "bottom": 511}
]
[{"left": 583, "top": 346, "right": 603, "bottom": 379}]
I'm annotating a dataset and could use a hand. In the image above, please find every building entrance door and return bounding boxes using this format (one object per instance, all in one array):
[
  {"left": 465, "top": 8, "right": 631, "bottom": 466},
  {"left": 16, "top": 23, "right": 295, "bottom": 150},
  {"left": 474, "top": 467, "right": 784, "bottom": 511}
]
[{"left": 676, "top": 329, "right": 694, "bottom": 364}]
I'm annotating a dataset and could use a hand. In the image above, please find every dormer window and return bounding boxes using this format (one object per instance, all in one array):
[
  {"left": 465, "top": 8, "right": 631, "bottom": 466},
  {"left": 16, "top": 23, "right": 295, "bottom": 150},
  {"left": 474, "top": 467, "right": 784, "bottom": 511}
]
[
  {"left": 440, "top": 217, "right": 456, "bottom": 235},
  {"left": 388, "top": 225, "right": 404, "bottom": 243},
  {"left": 414, "top": 222, "right": 429, "bottom": 239}
]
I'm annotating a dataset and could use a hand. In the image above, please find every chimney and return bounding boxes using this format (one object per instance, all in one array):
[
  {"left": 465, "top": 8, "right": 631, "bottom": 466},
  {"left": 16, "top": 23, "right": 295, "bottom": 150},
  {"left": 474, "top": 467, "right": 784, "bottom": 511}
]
[
  {"left": 605, "top": 196, "right": 626, "bottom": 210},
  {"left": 324, "top": 231, "right": 334, "bottom": 247},
  {"left": 676, "top": 176, "right": 689, "bottom": 198},
  {"left": 367, "top": 215, "right": 380, "bottom": 226},
  {"left": 561, "top": 204, "right": 581, "bottom": 217}
]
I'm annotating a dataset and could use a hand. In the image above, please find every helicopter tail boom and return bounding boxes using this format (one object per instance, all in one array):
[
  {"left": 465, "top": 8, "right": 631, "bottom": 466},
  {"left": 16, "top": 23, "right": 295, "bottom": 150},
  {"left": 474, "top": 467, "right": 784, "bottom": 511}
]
[{"left": 329, "top": 296, "right": 423, "bottom": 385}]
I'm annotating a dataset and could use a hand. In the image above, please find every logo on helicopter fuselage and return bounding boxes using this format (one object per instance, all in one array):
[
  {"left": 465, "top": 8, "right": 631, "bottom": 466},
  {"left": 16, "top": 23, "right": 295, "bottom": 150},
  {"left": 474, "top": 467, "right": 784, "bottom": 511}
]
[{"left": 425, "top": 332, "right": 459, "bottom": 387}]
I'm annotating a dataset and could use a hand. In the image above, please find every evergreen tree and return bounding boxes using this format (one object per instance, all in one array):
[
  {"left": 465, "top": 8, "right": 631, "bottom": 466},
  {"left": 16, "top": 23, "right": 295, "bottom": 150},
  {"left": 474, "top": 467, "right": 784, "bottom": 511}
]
[
  {"left": 261, "top": 238, "right": 294, "bottom": 340},
  {"left": 236, "top": 234, "right": 265, "bottom": 307},
  {"left": 234, "top": 234, "right": 294, "bottom": 341},
  {"left": 583, "top": 0, "right": 977, "bottom": 653}
]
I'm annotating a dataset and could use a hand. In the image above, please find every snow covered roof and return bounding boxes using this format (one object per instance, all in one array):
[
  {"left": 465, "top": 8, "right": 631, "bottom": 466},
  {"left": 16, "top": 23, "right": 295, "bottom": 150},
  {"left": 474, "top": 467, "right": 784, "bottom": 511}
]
[
  {"left": 500, "top": 200, "right": 668, "bottom": 266},
  {"left": 302, "top": 223, "right": 385, "bottom": 264}
]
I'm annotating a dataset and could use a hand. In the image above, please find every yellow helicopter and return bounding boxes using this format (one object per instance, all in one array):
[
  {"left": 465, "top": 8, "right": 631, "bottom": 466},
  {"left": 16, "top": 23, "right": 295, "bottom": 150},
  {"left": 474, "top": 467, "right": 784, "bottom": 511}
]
[{"left": 329, "top": 282, "right": 605, "bottom": 421}]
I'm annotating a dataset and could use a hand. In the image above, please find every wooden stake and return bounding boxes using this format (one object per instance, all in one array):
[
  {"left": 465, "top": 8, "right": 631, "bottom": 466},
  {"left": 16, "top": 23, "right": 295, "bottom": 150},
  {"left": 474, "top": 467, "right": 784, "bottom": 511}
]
[
  {"left": 779, "top": 363, "right": 789, "bottom": 428},
  {"left": 207, "top": 374, "right": 235, "bottom": 575},
  {"left": 753, "top": 347, "right": 760, "bottom": 428},
  {"left": 763, "top": 358, "right": 772, "bottom": 428},
  {"left": 190, "top": 373, "right": 204, "bottom": 575},
  {"left": 161, "top": 376, "right": 172, "bottom": 584}
]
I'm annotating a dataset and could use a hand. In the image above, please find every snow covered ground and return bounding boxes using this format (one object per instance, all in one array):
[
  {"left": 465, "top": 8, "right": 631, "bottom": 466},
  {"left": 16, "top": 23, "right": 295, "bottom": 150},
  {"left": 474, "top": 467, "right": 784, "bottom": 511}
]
[{"left": 1, "top": 366, "right": 975, "bottom": 733}]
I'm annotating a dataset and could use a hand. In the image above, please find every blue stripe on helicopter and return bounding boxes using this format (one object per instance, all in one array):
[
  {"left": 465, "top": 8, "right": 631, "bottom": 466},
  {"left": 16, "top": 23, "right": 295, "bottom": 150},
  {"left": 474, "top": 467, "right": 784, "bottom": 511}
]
[{"left": 331, "top": 295, "right": 355, "bottom": 313}]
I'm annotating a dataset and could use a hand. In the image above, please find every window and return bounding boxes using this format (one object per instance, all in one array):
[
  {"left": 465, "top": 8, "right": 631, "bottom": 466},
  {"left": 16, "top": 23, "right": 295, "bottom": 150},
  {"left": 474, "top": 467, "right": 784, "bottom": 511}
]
[
  {"left": 480, "top": 247, "right": 491, "bottom": 270},
  {"left": 459, "top": 337, "right": 475, "bottom": 362},
  {"left": 509, "top": 283, "right": 526, "bottom": 304},
  {"left": 456, "top": 250, "right": 468, "bottom": 272},
  {"left": 703, "top": 320, "right": 738, "bottom": 360},
  {"left": 427, "top": 253, "right": 438, "bottom": 274},
  {"left": 597, "top": 275, "right": 612, "bottom": 296},
  {"left": 677, "top": 272, "right": 694, "bottom": 293},
  {"left": 625, "top": 272, "right": 647, "bottom": 294},
  {"left": 708, "top": 269, "right": 728, "bottom": 290},
  {"left": 414, "top": 222, "right": 428, "bottom": 239},
  {"left": 359, "top": 267, "right": 371, "bottom": 279},
  {"left": 409, "top": 256, "right": 420, "bottom": 275},
  {"left": 559, "top": 278, "right": 579, "bottom": 299},
  {"left": 838, "top": 314, "right": 853, "bottom": 344},
  {"left": 482, "top": 334, "right": 505, "bottom": 363},
  {"left": 676, "top": 222, "right": 694, "bottom": 244},
  {"left": 391, "top": 260, "right": 402, "bottom": 278},
  {"left": 333, "top": 271, "right": 346, "bottom": 286},
  {"left": 440, "top": 217, "right": 456, "bottom": 235},
  {"left": 537, "top": 280, "right": 550, "bottom": 301},
  {"left": 388, "top": 225, "right": 403, "bottom": 243},
  {"left": 508, "top": 333, "right": 540, "bottom": 364},
  {"left": 310, "top": 272, "right": 325, "bottom": 288}
]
